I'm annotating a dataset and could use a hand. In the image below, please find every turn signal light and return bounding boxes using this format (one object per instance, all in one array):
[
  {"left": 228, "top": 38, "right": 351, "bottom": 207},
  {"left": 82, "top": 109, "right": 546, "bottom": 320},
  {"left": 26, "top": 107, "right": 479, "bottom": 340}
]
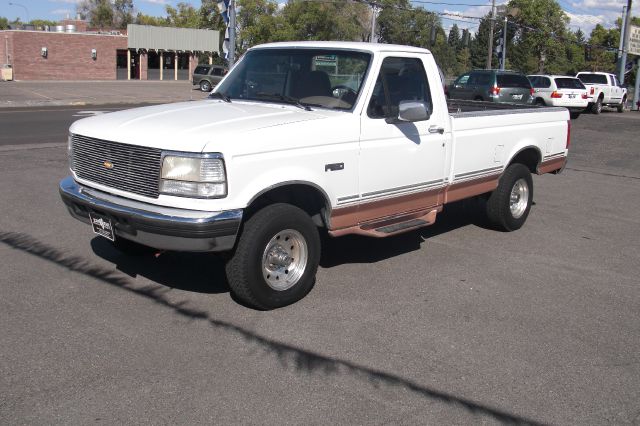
[
  {"left": 582, "top": 93, "right": 588, "bottom": 99},
  {"left": 551, "top": 91, "right": 563, "bottom": 98}
]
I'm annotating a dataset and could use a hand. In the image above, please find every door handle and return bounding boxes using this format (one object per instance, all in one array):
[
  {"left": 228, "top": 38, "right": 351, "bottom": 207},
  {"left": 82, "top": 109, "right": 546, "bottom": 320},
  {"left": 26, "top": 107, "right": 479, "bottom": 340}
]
[{"left": 428, "top": 125, "right": 445, "bottom": 134}]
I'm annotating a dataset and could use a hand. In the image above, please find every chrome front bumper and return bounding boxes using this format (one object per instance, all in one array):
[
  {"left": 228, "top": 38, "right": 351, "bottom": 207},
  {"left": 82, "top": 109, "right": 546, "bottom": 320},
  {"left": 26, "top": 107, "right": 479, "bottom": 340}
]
[{"left": 59, "top": 176, "right": 242, "bottom": 252}]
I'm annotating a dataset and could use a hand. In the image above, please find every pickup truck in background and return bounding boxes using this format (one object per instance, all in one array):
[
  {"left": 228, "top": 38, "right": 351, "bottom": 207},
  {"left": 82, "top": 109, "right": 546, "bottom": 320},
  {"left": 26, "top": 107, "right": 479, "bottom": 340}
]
[
  {"left": 60, "top": 41, "right": 570, "bottom": 310},
  {"left": 575, "top": 71, "right": 627, "bottom": 114}
]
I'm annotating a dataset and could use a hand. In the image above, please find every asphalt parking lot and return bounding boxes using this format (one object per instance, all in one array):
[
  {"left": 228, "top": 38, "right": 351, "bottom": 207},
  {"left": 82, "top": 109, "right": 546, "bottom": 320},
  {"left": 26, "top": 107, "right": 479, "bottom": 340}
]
[{"left": 1, "top": 106, "right": 639, "bottom": 425}]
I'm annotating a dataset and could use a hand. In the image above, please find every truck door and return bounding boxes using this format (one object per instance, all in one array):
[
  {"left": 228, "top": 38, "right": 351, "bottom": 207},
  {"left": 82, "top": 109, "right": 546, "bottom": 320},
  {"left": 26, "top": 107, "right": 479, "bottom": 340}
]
[
  {"left": 356, "top": 55, "right": 448, "bottom": 224},
  {"left": 610, "top": 75, "right": 622, "bottom": 102}
]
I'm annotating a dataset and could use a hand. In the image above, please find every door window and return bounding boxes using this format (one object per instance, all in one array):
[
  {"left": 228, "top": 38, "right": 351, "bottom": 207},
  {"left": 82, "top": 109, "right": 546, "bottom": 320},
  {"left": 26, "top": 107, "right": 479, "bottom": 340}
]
[{"left": 367, "top": 57, "right": 432, "bottom": 119}]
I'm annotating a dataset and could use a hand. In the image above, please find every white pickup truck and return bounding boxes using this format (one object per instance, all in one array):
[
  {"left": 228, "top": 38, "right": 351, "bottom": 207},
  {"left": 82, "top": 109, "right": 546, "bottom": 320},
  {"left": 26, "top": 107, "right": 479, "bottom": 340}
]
[
  {"left": 576, "top": 71, "right": 627, "bottom": 114},
  {"left": 60, "top": 41, "right": 570, "bottom": 309}
]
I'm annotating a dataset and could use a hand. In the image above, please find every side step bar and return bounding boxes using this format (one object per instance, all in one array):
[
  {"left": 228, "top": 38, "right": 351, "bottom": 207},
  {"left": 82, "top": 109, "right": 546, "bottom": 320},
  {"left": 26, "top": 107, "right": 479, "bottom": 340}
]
[{"left": 330, "top": 209, "right": 439, "bottom": 238}]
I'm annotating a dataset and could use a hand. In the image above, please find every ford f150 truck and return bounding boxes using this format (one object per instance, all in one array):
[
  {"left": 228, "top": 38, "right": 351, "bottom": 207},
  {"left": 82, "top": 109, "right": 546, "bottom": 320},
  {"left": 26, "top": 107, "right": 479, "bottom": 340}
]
[
  {"left": 576, "top": 71, "right": 627, "bottom": 114},
  {"left": 60, "top": 41, "right": 569, "bottom": 310}
]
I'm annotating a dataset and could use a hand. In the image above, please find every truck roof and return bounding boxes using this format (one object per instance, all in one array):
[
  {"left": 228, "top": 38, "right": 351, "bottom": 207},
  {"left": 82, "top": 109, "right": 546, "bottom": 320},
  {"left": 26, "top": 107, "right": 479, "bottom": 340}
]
[{"left": 249, "top": 41, "right": 433, "bottom": 55}]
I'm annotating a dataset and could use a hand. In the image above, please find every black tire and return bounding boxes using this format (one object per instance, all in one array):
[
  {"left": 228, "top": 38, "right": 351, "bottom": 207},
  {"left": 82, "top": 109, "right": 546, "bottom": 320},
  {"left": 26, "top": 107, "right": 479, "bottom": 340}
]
[
  {"left": 111, "top": 237, "right": 153, "bottom": 255},
  {"left": 617, "top": 96, "right": 626, "bottom": 113},
  {"left": 225, "top": 203, "right": 321, "bottom": 310},
  {"left": 591, "top": 97, "right": 603, "bottom": 114},
  {"left": 570, "top": 111, "right": 580, "bottom": 119},
  {"left": 200, "top": 80, "right": 212, "bottom": 92},
  {"left": 486, "top": 163, "right": 533, "bottom": 232},
  {"left": 535, "top": 98, "right": 546, "bottom": 106}
]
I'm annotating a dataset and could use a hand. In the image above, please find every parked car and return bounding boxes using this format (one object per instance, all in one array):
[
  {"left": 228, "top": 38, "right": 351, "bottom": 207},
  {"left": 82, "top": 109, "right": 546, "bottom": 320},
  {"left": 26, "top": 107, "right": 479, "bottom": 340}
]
[
  {"left": 575, "top": 71, "right": 627, "bottom": 114},
  {"left": 448, "top": 70, "right": 534, "bottom": 105},
  {"left": 528, "top": 75, "right": 589, "bottom": 119},
  {"left": 60, "top": 42, "right": 569, "bottom": 310},
  {"left": 192, "top": 64, "right": 227, "bottom": 92}
]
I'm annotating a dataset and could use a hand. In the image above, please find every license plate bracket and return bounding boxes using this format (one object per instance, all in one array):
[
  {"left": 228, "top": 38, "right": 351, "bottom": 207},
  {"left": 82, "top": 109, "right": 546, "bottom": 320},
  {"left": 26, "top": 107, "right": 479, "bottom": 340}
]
[{"left": 89, "top": 212, "right": 115, "bottom": 241}]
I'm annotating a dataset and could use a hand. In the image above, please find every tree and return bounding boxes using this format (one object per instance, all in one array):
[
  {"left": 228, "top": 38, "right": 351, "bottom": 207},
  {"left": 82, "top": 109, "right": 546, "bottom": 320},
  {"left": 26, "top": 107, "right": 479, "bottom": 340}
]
[
  {"left": 135, "top": 13, "right": 168, "bottom": 26},
  {"left": 1, "top": 17, "right": 11, "bottom": 30},
  {"left": 507, "top": 0, "right": 569, "bottom": 73},
  {"left": 281, "top": 0, "right": 368, "bottom": 41},
  {"left": 77, "top": 0, "right": 114, "bottom": 28},
  {"left": 165, "top": 2, "right": 200, "bottom": 28},
  {"left": 448, "top": 24, "right": 461, "bottom": 52},
  {"left": 113, "top": 0, "right": 134, "bottom": 29}
]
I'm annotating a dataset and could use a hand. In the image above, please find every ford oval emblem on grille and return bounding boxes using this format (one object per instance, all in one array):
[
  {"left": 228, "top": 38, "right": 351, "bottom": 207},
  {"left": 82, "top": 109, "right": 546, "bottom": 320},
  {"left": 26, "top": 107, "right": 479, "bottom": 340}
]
[{"left": 103, "top": 161, "right": 114, "bottom": 169}]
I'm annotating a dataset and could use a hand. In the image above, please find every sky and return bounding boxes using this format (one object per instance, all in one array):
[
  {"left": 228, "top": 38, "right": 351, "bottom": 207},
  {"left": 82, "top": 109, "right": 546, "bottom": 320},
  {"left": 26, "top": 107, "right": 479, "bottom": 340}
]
[{"left": 0, "top": 0, "right": 638, "bottom": 37}]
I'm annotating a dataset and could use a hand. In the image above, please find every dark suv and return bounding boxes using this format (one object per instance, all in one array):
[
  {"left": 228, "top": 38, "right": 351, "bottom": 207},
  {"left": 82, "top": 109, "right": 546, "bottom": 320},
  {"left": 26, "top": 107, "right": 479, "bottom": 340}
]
[
  {"left": 192, "top": 65, "right": 227, "bottom": 92},
  {"left": 448, "top": 70, "right": 534, "bottom": 105}
]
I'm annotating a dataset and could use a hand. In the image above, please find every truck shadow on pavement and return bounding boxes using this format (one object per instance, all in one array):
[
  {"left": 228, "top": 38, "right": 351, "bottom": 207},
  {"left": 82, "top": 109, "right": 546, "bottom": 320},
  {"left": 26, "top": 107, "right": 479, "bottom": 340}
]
[
  {"left": 89, "top": 237, "right": 230, "bottom": 294},
  {"left": 0, "top": 229, "right": 547, "bottom": 426}
]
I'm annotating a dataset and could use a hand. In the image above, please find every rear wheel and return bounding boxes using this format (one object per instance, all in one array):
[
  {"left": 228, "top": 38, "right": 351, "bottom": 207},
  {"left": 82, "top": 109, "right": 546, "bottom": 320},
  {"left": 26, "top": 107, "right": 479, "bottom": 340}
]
[
  {"left": 225, "top": 203, "right": 321, "bottom": 310},
  {"left": 617, "top": 96, "right": 627, "bottom": 113},
  {"left": 200, "top": 80, "right": 212, "bottom": 92},
  {"left": 591, "top": 97, "right": 603, "bottom": 114},
  {"left": 535, "top": 98, "right": 546, "bottom": 106},
  {"left": 486, "top": 163, "right": 533, "bottom": 232}
]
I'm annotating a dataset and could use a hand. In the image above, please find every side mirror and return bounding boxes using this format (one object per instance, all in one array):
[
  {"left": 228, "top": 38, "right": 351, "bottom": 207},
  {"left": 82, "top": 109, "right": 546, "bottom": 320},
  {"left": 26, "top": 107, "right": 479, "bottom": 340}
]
[{"left": 389, "top": 100, "right": 430, "bottom": 123}]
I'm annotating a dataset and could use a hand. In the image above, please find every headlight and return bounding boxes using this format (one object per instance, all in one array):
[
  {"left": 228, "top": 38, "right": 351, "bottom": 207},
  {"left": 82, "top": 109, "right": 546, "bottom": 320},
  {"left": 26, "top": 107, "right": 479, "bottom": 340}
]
[
  {"left": 159, "top": 153, "right": 227, "bottom": 198},
  {"left": 68, "top": 134, "right": 75, "bottom": 172}
]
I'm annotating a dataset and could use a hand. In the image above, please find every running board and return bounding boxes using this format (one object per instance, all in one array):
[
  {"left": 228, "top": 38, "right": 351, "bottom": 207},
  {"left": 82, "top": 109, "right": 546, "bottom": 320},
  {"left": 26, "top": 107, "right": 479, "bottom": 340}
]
[
  {"left": 375, "top": 219, "right": 427, "bottom": 234},
  {"left": 329, "top": 209, "right": 439, "bottom": 238}
]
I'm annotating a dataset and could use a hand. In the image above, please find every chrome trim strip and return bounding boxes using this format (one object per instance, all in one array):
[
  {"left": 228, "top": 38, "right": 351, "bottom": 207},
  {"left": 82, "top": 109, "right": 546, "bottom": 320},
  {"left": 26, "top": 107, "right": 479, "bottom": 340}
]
[
  {"left": 362, "top": 179, "right": 444, "bottom": 198},
  {"left": 455, "top": 166, "right": 503, "bottom": 180},
  {"left": 543, "top": 153, "right": 566, "bottom": 160}
]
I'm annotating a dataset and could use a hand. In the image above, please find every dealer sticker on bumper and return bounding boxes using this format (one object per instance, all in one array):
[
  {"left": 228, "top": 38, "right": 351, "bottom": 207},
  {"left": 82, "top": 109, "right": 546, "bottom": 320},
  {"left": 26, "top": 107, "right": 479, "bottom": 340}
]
[{"left": 89, "top": 213, "right": 115, "bottom": 241}]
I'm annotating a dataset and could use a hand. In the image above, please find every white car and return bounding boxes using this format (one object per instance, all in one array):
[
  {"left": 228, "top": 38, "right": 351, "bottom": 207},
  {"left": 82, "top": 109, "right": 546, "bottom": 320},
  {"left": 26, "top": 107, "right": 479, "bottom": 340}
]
[{"left": 528, "top": 75, "right": 589, "bottom": 119}]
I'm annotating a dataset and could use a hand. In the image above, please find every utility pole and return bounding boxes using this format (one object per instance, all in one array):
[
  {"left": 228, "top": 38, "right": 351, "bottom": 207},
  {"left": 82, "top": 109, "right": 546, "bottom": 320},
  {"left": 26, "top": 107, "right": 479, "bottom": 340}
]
[
  {"left": 228, "top": 0, "right": 236, "bottom": 67},
  {"left": 617, "top": 5, "right": 628, "bottom": 83},
  {"left": 486, "top": 0, "right": 496, "bottom": 69},
  {"left": 619, "top": 0, "right": 633, "bottom": 85},
  {"left": 501, "top": 16, "right": 507, "bottom": 70}
]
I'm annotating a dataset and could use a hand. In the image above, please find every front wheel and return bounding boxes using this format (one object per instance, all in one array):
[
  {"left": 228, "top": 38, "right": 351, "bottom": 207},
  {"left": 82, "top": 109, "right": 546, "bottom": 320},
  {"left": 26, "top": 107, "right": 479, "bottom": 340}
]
[
  {"left": 486, "top": 163, "right": 533, "bottom": 231},
  {"left": 225, "top": 203, "right": 321, "bottom": 310},
  {"left": 200, "top": 80, "right": 212, "bottom": 92}
]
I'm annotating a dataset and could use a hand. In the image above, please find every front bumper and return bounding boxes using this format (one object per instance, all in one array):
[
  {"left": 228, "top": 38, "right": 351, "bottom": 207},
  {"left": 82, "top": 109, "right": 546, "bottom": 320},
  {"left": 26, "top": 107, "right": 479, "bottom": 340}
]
[{"left": 59, "top": 176, "right": 242, "bottom": 252}]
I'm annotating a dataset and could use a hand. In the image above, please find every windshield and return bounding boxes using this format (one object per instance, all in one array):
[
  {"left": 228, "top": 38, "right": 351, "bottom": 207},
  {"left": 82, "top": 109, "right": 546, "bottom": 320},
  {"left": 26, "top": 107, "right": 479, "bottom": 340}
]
[
  {"left": 577, "top": 73, "right": 608, "bottom": 84},
  {"left": 215, "top": 48, "right": 371, "bottom": 110}
]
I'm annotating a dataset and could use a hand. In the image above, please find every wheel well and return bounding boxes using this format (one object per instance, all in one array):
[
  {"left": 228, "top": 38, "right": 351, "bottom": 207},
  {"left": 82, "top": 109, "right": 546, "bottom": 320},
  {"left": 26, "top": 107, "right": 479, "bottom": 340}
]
[
  {"left": 246, "top": 184, "right": 330, "bottom": 228},
  {"left": 509, "top": 147, "right": 541, "bottom": 174},
  {"left": 598, "top": 93, "right": 604, "bottom": 100}
]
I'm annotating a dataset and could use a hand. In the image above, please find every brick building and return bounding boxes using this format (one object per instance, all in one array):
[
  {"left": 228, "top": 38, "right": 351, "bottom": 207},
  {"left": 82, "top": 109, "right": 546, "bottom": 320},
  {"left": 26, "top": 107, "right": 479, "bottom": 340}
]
[{"left": 0, "top": 24, "right": 220, "bottom": 81}]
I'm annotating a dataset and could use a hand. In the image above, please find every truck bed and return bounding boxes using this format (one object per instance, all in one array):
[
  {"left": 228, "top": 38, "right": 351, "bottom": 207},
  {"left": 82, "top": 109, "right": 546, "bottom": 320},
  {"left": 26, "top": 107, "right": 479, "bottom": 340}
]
[{"left": 446, "top": 99, "right": 555, "bottom": 116}]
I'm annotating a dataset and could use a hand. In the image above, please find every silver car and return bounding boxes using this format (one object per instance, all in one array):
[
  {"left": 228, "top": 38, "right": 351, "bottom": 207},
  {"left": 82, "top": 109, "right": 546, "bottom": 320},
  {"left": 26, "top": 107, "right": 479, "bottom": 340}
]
[{"left": 448, "top": 70, "right": 534, "bottom": 105}]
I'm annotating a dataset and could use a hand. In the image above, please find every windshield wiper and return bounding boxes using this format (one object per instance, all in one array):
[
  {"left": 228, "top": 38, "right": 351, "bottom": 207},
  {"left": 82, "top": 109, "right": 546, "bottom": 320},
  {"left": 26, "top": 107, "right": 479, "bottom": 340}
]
[
  {"left": 208, "top": 91, "right": 231, "bottom": 103},
  {"left": 254, "top": 92, "right": 312, "bottom": 111}
]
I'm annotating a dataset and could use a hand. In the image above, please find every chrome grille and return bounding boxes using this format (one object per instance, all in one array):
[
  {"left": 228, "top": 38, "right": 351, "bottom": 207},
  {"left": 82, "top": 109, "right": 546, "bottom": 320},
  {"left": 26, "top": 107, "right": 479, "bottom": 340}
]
[{"left": 71, "top": 134, "right": 162, "bottom": 198}]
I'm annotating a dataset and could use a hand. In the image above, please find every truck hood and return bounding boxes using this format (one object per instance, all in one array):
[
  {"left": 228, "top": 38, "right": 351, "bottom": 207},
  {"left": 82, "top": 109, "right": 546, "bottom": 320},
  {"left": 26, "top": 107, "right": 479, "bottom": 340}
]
[{"left": 69, "top": 100, "right": 331, "bottom": 152}]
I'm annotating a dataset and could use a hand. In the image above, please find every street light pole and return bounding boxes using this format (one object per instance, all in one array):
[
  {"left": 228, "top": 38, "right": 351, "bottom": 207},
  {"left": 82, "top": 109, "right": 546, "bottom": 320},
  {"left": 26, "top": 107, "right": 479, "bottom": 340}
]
[
  {"left": 370, "top": 4, "right": 378, "bottom": 43},
  {"left": 619, "top": 0, "right": 633, "bottom": 85},
  {"left": 501, "top": 16, "right": 507, "bottom": 70},
  {"left": 8, "top": 2, "right": 30, "bottom": 24},
  {"left": 617, "top": 5, "right": 628, "bottom": 83},
  {"left": 486, "top": 0, "right": 496, "bottom": 69}
]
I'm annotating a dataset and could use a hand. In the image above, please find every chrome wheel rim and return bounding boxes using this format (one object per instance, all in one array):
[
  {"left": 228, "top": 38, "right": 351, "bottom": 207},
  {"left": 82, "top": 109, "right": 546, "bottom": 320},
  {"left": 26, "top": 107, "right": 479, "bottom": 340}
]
[
  {"left": 261, "top": 229, "right": 308, "bottom": 291},
  {"left": 509, "top": 178, "right": 529, "bottom": 219}
]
